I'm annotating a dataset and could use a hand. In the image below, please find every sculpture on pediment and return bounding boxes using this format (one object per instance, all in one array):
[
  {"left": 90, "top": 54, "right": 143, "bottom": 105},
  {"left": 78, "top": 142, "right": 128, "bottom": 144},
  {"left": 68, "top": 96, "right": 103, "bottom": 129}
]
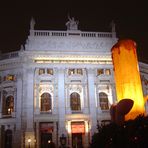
[
  {"left": 110, "top": 20, "right": 116, "bottom": 32},
  {"left": 65, "top": 14, "right": 79, "bottom": 30},
  {"left": 30, "top": 17, "right": 35, "bottom": 30}
]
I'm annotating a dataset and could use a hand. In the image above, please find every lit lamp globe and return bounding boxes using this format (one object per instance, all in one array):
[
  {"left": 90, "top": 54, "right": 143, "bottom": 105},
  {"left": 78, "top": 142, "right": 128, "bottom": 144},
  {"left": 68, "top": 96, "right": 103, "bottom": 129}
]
[{"left": 111, "top": 39, "right": 145, "bottom": 120}]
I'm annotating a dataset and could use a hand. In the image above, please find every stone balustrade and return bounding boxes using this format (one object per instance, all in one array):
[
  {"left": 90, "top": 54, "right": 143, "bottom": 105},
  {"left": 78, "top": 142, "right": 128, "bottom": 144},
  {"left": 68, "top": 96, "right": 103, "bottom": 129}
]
[
  {"left": 30, "top": 30, "right": 113, "bottom": 38},
  {"left": 0, "top": 51, "right": 19, "bottom": 60}
]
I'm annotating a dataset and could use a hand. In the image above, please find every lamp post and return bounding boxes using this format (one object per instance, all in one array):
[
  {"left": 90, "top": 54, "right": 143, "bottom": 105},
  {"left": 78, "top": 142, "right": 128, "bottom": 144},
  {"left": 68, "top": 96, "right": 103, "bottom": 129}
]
[{"left": 28, "top": 138, "right": 31, "bottom": 148}]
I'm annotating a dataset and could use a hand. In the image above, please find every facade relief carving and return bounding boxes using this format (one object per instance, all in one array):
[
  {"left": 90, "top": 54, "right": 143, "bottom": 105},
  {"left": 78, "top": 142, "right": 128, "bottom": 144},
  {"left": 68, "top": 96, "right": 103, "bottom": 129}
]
[
  {"left": 39, "top": 84, "right": 54, "bottom": 94},
  {"left": 27, "top": 39, "right": 113, "bottom": 51},
  {"left": 69, "top": 84, "right": 82, "bottom": 93}
]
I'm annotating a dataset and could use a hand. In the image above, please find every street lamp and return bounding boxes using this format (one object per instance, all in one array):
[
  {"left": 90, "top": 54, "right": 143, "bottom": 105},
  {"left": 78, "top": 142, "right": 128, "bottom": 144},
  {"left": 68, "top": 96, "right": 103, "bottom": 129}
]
[{"left": 28, "top": 138, "right": 31, "bottom": 148}]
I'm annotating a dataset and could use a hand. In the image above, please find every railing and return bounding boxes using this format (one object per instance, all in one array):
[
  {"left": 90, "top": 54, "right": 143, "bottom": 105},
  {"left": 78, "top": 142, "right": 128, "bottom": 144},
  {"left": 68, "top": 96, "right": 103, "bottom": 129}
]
[
  {"left": 0, "top": 51, "right": 19, "bottom": 60},
  {"left": 30, "top": 30, "right": 113, "bottom": 38}
]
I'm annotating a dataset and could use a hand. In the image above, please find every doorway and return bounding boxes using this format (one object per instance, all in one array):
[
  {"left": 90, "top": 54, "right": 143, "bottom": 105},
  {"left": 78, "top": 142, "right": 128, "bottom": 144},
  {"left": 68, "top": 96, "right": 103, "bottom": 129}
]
[
  {"left": 40, "top": 122, "right": 54, "bottom": 148},
  {"left": 72, "top": 133, "right": 83, "bottom": 148},
  {"left": 41, "top": 132, "right": 52, "bottom": 148},
  {"left": 71, "top": 122, "right": 85, "bottom": 148}
]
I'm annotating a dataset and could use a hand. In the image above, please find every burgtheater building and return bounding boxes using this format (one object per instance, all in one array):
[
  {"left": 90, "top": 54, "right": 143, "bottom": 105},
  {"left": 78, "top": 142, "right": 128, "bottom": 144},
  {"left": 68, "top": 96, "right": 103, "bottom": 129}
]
[{"left": 0, "top": 18, "right": 148, "bottom": 148}]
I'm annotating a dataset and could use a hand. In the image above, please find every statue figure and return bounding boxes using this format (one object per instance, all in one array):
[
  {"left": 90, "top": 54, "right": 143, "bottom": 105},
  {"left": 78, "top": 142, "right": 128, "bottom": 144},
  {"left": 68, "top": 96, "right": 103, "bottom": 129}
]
[
  {"left": 110, "top": 20, "right": 116, "bottom": 32},
  {"left": 20, "top": 45, "right": 24, "bottom": 51},
  {"left": 30, "top": 17, "right": 35, "bottom": 30},
  {"left": 65, "top": 14, "right": 79, "bottom": 30}
]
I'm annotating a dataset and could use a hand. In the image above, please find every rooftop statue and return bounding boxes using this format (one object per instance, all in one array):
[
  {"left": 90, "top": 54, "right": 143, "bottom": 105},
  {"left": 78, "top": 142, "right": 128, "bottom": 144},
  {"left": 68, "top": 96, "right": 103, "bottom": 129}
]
[
  {"left": 65, "top": 15, "right": 79, "bottom": 30},
  {"left": 30, "top": 17, "right": 36, "bottom": 30},
  {"left": 110, "top": 20, "right": 116, "bottom": 32}
]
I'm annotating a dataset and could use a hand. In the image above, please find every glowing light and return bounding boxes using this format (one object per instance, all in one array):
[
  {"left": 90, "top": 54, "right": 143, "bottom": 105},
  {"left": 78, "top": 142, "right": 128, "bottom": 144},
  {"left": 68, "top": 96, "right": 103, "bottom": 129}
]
[
  {"left": 71, "top": 123, "right": 85, "bottom": 133},
  {"left": 27, "top": 138, "right": 31, "bottom": 143},
  {"left": 111, "top": 39, "right": 145, "bottom": 120},
  {"left": 67, "top": 121, "right": 71, "bottom": 134}
]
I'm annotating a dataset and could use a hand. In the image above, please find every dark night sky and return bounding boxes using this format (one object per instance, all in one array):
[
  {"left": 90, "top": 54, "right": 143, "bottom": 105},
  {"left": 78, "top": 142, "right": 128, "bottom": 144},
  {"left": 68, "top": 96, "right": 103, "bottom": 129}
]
[{"left": 0, "top": 0, "right": 148, "bottom": 63}]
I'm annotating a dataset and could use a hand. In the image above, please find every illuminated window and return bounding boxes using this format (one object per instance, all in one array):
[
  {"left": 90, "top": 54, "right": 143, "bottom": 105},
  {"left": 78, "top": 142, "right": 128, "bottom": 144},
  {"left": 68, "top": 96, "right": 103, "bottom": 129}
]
[
  {"left": 68, "top": 69, "right": 75, "bottom": 75},
  {"left": 76, "top": 69, "right": 83, "bottom": 75},
  {"left": 8, "top": 75, "right": 15, "bottom": 81},
  {"left": 39, "top": 69, "right": 45, "bottom": 75},
  {"left": 41, "top": 93, "right": 52, "bottom": 112},
  {"left": 47, "top": 69, "right": 53, "bottom": 75},
  {"left": 3, "top": 96, "right": 14, "bottom": 115},
  {"left": 97, "top": 69, "right": 104, "bottom": 75},
  {"left": 68, "top": 69, "right": 83, "bottom": 75},
  {"left": 4, "top": 75, "right": 15, "bottom": 81},
  {"left": 99, "top": 92, "right": 109, "bottom": 110},
  {"left": 70, "top": 92, "right": 81, "bottom": 111},
  {"left": 105, "top": 69, "right": 111, "bottom": 75}
]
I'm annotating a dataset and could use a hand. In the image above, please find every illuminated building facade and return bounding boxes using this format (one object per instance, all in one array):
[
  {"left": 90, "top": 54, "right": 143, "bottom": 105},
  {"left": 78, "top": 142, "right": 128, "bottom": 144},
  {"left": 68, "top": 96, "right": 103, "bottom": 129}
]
[{"left": 0, "top": 18, "right": 148, "bottom": 148}]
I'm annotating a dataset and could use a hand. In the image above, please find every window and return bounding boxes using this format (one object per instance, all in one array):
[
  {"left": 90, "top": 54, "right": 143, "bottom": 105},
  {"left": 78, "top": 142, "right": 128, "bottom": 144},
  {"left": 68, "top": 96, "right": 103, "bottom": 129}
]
[
  {"left": 41, "top": 93, "right": 52, "bottom": 112},
  {"left": 68, "top": 69, "right": 83, "bottom": 75},
  {"left": 3, "top": 75, "right": 15, "bottom": 81},
  {"left": 99, "top": 92, "right": 109, "bottom": 110},
  {"left": 39, "top": 69, "right": 45, "bottom": 75},
  {"left": 68, "top": 69, "right": 75, "bottom": 75},
  {"left": 97, "top": 69, "right": 104, "bottom": 75},
  {"left": 76, "top": 69, "right": 83, "bottom": 75},
  {"left": 7, "top": 75, "right": 15, "bottom": 81},
  {"left": 70, "top": 92, "right": 81, "bottom": 111},
  {"left": 97, "top": 69, "right": 111, "bottom": 76},
  {"left": 47, "top": 69, "right": 53, "bottom": 75},
  {"left": 105, "top": 69, "right": 111, "bottom": 75},
  {"left": 3, "top": 96, "right": 14, "bottom": 115}
]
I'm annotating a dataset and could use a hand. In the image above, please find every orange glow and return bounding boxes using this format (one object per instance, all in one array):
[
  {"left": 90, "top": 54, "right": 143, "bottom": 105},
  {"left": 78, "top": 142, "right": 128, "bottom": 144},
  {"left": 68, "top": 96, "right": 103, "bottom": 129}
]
[
  {"left": 111, "top": 39, "right": 145, "bottom": 120},
  {"left": 71, "top": 122, "right": 85, "bottom": 133},
  {"left": 144, "top": 95, "right": 148, "bottom": 103}
]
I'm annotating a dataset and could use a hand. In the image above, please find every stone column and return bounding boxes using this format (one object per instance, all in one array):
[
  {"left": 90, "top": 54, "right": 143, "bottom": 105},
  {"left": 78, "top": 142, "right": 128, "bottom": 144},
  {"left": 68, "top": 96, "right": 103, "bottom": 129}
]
[
  {"left": 0, "top": 126, "right": 1, "bottom": 148},
  {"left": 65, "top": 84, "right": 71, "bottom": 114},
  {"left": 0, "top": 90, "right": 2, "bottom": 118},
  {"left": 57, "top": 68, "right": 67, "bottom": 146},
  {"left": 83, "top": 84, "right": 89, "bottom": 114},
  {"left": 25, "top": 68, "right": 35, "bottom": 148},
  {"left": 35, "top": 83, "right": 40, "bottom": 114},
  {"left": 53, "top": 84, "right": 58, "bottom": 115},
  {"left": 96, "top": 85, "right": 102, "bottom": 114},
  {"left": 111, "top": 83, "right": 117, "bottom": 104},
  {"left": 53, "top": 69, "right": 58, "bottom": 115},
  {"left": 36, "top": 122, "right": 39, "bottom": 148},
  {"left": 84, "top": 121, "right": 89, "bottom": 148},
  {"left": 13, "top": 72, "right": 23, "bottom": 148},
  {"left": 87, "top": 68, "right": 97, "bottom": 139},
  {"left": 53, "top": 122, "right": 57, "bottom": 145}
]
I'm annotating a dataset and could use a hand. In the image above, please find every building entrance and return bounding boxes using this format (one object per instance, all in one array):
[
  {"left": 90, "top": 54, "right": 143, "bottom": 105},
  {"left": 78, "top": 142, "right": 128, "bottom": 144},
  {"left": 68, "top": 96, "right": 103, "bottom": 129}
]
[
  {"left": 40, "top": 122, "right": 54, "bottom": 148},
  {"left": 72, "top": 133, "right": 83, "bottom": 148},
  {"left": 71, "top": 122, "right": 85, "bottom": 148},
  {"left": 41, "top": 132, "right": 52, "bottom": 148}
]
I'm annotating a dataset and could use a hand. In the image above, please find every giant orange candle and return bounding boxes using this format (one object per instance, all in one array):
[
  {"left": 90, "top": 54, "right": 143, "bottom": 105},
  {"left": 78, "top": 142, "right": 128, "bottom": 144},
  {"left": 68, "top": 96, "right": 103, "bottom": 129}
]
[{"left": 111, "top": 39, "right": 145, "bottom": 120}]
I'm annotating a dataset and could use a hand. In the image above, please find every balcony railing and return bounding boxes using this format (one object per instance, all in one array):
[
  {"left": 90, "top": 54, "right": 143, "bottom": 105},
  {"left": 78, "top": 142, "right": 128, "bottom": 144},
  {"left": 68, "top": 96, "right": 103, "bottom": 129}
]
[
  {"left": 0, "top": 51, "right": 19, "bottom": 60},
  {"left": 30, "top": 30, "right": 113, "bottom": 38}
]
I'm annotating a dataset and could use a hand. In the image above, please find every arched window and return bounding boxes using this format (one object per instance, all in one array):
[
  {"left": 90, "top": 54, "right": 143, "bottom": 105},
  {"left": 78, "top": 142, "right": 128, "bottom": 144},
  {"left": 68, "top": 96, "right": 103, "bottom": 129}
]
[
  {"left": 5, "top": 129, "right": 12, "bottom": 148},
  {"left": 3, "top": 96, "right": 14, "bottom": 115},
  {"left": 99, "top": 92, "right": 109, "bottom": 110},
  {"left": 70, "top": 92, "right": 81, "bottom": 111},
  {"left": 41, "top": 93, "right": 52, "bottom": 112}
]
